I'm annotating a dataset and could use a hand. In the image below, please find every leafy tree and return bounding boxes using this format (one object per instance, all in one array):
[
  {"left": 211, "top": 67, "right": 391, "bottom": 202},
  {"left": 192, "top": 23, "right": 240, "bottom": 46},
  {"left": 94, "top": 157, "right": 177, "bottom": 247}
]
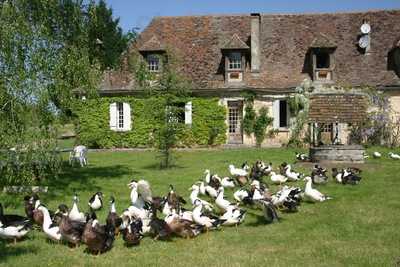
[
  {"left": 0, "top": 0, "right": 99, "bottom": 185},
  {"left": 87, "top": 0, "right": 135, "bottom": 70}
]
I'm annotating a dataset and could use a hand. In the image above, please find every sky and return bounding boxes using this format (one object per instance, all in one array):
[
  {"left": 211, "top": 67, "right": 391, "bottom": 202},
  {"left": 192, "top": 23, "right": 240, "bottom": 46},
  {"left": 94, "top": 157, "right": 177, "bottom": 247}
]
[{"left": 105, "top": 0, "right": 400, "bottom": 32}]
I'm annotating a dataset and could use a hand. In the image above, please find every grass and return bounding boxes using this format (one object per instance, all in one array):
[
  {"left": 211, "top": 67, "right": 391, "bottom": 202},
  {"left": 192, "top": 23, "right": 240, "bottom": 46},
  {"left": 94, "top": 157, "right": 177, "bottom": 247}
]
[{"left": 1, "top": 147, "right": 400, "bottom": 267}]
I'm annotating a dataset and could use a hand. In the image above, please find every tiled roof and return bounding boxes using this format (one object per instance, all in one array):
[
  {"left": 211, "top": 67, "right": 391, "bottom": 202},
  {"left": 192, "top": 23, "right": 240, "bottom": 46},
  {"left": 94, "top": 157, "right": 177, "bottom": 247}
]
[
  {"left": 309, "top": 33, "right": 337, "bottom": 48},
  {"left": 308, "top": 94, "right": 368, "bottom": 123},
  {"left": 101, "top": 9, "right": 400, "bottom": 93},
  {"left": 221, "top": 33, "right": 250, "bottom": 50},
  {"left": 138, "top": 35, "right": 165, "bottom": 51}
]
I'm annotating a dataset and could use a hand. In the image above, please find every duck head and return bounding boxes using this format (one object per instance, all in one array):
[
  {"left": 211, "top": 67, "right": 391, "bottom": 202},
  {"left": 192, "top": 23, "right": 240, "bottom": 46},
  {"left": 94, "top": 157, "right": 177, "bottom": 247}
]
[
  {"left": 169, "top": 184, "right": 175, "bottom": 193},
  {"left": 189, "top": 184, "right": 199, "bottom": 191},
  {"left": 193, "top": 199, "right": 202, "bottom": 207},
  {"left": 73, "top": 194, "right": 79, "bottom": 203},
  {"left": 56, "top": 204, "right": 69, "bottom": 216},
  {"left": 127, "top": 179, "right": 138, "bottom": 189},
  {"left": 110, "top": 196, "right": 115, "bottom": 204},
  {"left": 303, "top": 176, "right": 312, "bottom": 182}
]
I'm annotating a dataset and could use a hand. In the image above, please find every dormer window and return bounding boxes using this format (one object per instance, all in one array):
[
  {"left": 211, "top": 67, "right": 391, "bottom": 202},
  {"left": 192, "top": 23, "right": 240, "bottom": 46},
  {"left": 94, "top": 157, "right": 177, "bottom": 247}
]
[
  {"left": 147, "top": 54, "right": 160, "bottom": 72},
  {"left": 221, "top": 34, "right": 249, "bottom": 84},
  {"left": 228, "top": 52, "right": 242, "bottom": 70},
  {"left": 312, "top": 48, "right": 335, "bottom": 82},
  {"left": 309, "top": 34, "right": 337, "bottom": 82}
]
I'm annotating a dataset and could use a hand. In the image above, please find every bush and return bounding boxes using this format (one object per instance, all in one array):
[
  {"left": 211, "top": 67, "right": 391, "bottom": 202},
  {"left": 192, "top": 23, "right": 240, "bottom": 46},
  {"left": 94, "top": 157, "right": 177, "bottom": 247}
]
[{"left": 73, "top": 97, "right": 227, "bottom": 148}]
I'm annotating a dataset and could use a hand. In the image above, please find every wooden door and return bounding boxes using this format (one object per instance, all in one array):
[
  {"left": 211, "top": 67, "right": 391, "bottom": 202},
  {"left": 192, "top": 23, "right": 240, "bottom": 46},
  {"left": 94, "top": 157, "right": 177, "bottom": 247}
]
[{"left": 228, "top": 101, "right": 243, "bottom": 144}]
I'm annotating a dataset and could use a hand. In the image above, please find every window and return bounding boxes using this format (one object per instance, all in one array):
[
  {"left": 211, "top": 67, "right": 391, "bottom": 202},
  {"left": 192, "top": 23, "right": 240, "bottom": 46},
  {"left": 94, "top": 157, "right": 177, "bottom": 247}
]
[
  {"left": 147, "top": 55, "right": 160, "bottom": 72},
  {"left": 279, "top": 100, "right": 288, "bottom": 128},
  {"left": 273, "top": 100, "right": 289, "bottom": 129},
  {"left": 117, "top": 102, "right": 124, "bottom": 129},
  {"left": 316, "top": 51, "right": 330, "bottom": 69},
  {"left": 109, "top": 102, "right": 131, "bottom": 132},
  {"left": 166, "top": 102, "right": 192, "bottom": 125},
  {"left": 320, "top": 123, "right": 333, "bottom": 133},
  {"left": 228, "top": 52, "right": 242, "bottom": 70}
]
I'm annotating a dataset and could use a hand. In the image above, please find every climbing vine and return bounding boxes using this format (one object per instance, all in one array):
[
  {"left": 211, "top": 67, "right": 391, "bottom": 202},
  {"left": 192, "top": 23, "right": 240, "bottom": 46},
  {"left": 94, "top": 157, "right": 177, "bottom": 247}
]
[
  {"left": 287, "top": 79, "right": 312, "bottom": 147},
  {"left": 254, "top": 107, "right": 273, "bottom": 147}
]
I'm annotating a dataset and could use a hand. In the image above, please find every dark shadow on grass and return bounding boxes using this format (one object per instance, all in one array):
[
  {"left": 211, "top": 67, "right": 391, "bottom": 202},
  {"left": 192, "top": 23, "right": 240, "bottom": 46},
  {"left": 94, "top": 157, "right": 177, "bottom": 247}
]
[
  {"left": 141, "top": 162, "right": 187, "bottom": 170},
  {"left": 245, "top": 210, "right": 284, "bottom": 227},
  {"left": 39, "top": 163, "right": 134, "bottom": 202},
  {"left": 0, "top": 242, "right": 38, "bottom": 263}
]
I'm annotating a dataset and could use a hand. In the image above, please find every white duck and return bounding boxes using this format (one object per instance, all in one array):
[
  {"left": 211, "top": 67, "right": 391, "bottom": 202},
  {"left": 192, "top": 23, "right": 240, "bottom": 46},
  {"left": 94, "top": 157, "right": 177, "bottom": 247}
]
[
  {"left": 198, "top": 181, "right": 206, "bottom": 195},
  {"left": 189, "top": 185, "right": 214, "bottom": 211},
  {"left": 285, "top": 165, "right": 302, "bottom": 181},
  {"left": 215, "top": 187, "right": 234, "bottom": 211},
  {"left": 192, "top": 200, "right": 224, "bottom": 229},
  {"left": 205, "top": 184, "right": 218, "bottom": 198},
  {"left": 373, "top": 151, "right": 382, "bottom": 158},
  {"left": 270, "top": 171, "right": 288, "bottom": 184},
  {"left": 128, "top": 180, "right": 145, "bottom": 209},
  {"left": 220, "top": 177, "right": 236, "bottom": 188},
  {"left": 69, "top": 194, "right": 86, "bottom": 223},
  {"left": 204, "top": 169, "right": 211, "bottom": 184},
  {"left": 303, "top": 176, "right": 332, "bottom": 202},
  {"left": 229, "top": 164, "right": 249, "bottom": 177},
  {"left": 220, "top": 205, "right": 246, "bottom": 226},
  {"left": 389, "top": 152, "right": 400, "bottom": 160},
  {"left": 233, "top": 188, "right": 249, "bottom": 202},
  {"left": 38, "top": 206, "right": 61, "bottom": 241}
]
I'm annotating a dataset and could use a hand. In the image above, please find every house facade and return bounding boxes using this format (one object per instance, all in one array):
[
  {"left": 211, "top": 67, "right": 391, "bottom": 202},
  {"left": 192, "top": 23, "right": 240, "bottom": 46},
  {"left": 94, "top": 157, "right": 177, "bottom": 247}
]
[{"left": 91, "top": 9, "right": 400, "bottom": 148}]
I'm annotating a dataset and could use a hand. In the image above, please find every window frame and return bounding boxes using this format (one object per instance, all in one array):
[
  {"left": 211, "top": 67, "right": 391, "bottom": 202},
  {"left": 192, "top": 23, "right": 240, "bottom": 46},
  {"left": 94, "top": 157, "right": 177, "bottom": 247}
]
[
  {"left": 147, "top": 54, "right": 161, "bottom": 73},
  {"left": 228, "top": 51, "right": 243, "bottom": 71},
  {"left": 117, "top": 102, "right": 124, "bottom": 130}
]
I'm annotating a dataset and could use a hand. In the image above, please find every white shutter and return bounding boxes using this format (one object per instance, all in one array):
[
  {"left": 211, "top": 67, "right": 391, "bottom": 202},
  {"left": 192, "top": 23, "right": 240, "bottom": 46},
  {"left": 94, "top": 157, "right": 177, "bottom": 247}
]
[
  {"left": 273, "top": 100, "right": 280, "bottom": 129},
  {"left": 123, "top": 103, "right": 132, "bottom": 131},
  {"left": 185, "top": 101, "right": 192, "bottom": 125},
  {"left": 109, "top": 102, "right": 117, "bottom": 131}
]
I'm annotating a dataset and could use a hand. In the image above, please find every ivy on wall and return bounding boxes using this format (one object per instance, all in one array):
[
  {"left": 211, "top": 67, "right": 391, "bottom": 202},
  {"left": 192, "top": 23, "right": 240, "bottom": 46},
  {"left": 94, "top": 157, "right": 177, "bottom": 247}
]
[{"left": 72, "top": 97, "right": 227, "bottom": 148}]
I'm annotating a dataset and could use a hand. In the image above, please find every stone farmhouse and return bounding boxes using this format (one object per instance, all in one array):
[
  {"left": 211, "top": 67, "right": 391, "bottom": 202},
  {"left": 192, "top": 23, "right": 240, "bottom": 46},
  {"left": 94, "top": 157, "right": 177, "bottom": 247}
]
[{"left": 84, "top": 9, "right": 400, "bottom": 148}]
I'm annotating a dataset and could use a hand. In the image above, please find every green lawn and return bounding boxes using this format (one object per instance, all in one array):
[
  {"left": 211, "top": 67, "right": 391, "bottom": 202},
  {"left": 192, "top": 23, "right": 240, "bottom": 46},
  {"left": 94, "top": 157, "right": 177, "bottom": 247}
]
[{"left": 1, "top": 148, "right": 400, "bottom": 267}]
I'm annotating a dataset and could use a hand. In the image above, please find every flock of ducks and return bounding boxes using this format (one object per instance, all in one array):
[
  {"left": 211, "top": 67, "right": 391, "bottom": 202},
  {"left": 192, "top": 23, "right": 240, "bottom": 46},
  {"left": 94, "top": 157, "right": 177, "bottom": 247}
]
[
  {"left": 0, "top": 150, "right": 384, "bottom": 255},
  {"left": 363, "top": 151, "right": 400, "bottom": 160}
]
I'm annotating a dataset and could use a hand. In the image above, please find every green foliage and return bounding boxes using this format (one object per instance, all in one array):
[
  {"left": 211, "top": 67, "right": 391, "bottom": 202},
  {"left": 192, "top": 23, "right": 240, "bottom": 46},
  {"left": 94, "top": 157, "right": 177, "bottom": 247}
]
[
  {"left": 0, "top": 0, "right": 100, "bottom": 185},
  {"left": 73, "top": 97, "right": 227, "bottom": 149},
  {"left": 243, "top": 103, "right": 256, "bottom": 136},
  {"left": 287, "top": 79, "right": 312, "bottom": 147},
  {"left": 87, "top": 0, "right": 135, "bottom": 70},
  {"left": 254, "top": 107, "right": 273, "bottom": 147}
]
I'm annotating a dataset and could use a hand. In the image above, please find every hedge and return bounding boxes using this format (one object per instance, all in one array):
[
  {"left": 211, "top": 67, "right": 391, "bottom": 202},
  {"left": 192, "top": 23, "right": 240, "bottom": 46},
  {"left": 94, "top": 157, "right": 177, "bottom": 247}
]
[{"left": 72, "top": 97, "right": 227, "bottom": 148}]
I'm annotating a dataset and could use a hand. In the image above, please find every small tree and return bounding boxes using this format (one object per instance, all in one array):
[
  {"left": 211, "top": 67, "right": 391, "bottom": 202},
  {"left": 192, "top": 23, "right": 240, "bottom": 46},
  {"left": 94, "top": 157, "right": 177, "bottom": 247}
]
[
  {"left": 129, "top": 50, "right": 191, "bottom": 168},
  {"left": 254, "top": 107, "right": 273, "bottom": 147}
]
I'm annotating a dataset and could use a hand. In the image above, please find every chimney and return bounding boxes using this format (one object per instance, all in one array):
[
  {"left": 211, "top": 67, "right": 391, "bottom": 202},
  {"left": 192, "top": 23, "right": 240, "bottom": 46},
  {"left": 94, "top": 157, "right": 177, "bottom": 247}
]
[{"left": 251, "top": 13, "right": 261, "bottom": 73}]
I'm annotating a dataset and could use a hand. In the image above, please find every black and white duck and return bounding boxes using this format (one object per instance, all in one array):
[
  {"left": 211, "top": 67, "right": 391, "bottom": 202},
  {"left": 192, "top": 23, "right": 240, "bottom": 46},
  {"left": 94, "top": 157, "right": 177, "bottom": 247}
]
[
  {"left": 311, "top": 165, "right": 329, "bottom": 185},
  {"left": 295, "top": 152, "right": 310, "bottom": 162},
  {"left": 192, "top": 199, "right": 225, "bottom": 230},
  {"left": 106, "top": 196, "right": 122, "bottom": 235},
  {"left": 219, "top": 205, "right": 246, "bottom": 226},
  {"left": 271, "top": 186, "right": 302, "bottom": 212},
  {"left": 0, "top": 203, "right": 32, "bottom": 243},
  {"left": 88, "top": 192, "right": 103, "bottom": 211},
  {"left": 57, "top": 204, "right": 86, "bottom": 247},
  {"left": 121, "top": 216, "right": 143, "bottom": 246},
  {"left": 82, "top": 211, "right": 115, "bottom": 255}
]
